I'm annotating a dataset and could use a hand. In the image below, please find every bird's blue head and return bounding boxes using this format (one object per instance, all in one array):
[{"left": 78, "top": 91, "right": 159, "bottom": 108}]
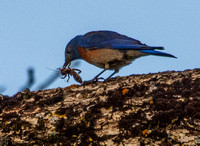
[{"left": 63, "top": 35, "right": 82, "bottom": 68}]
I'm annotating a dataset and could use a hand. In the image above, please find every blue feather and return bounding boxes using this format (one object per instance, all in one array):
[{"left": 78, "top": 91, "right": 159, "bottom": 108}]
[
  {"left": 139, "top": 50, "right": 176, "bottom": 58},
  {"left": 79, "top": 30, "right": 176, "bottom": 58},
  {"left": 111, "top": 44, "right": 164, "bottom": 50}
]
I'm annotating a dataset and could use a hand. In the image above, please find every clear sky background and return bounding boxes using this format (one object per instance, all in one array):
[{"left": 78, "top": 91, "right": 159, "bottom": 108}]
[{"left": 0, "top": 1, "right": 200, "bottom": 96}]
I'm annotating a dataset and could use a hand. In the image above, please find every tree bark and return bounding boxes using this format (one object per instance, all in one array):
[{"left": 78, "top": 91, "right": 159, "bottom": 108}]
[{"left": 0, "top": 69, "right": 200, "bottom": 145}]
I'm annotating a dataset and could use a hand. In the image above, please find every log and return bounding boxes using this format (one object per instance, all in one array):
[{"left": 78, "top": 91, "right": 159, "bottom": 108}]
[{"left": 0, "top": 69, "right": 200, "bottom": 145}]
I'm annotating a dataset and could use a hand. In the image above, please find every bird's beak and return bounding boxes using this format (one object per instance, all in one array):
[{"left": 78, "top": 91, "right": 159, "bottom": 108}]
[{"left": 63, "top": 57, "right": 71, "bottom": 68}]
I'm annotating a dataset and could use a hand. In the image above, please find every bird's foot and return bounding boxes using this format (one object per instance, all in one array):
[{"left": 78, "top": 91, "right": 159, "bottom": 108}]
[{"left": 82, "top": 77, "right": 104, "bottom": 85}]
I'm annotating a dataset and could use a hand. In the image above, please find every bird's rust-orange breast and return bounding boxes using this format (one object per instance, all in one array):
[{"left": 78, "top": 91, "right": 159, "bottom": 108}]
[
  {"left": 78, "top": 46, "right": 122, "bottom": 63},
  {"left": 78, "top": 46, "right": 94, "bottom": 63}
]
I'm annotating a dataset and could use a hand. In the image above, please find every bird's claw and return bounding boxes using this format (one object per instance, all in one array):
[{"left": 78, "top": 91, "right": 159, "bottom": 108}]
[
  {"left": 94, "top": 77, "right": 105, "bottom": 81},
  {"left": 82, "top": 77, "right": 105, "bottom": 85}
]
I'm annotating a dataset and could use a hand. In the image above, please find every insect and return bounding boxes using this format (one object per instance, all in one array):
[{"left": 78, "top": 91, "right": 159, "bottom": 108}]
[{"left": 59, "top": 63, "right": 82, "bottom": 83}]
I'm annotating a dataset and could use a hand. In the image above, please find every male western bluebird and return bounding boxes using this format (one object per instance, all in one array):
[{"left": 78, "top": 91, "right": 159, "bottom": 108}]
[{"left": 63, "top": 30, "right": 176, "bottom": 82}]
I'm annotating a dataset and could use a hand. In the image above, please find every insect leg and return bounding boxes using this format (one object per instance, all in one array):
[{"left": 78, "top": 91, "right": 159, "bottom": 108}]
[
  {"left": 73, "top": 69, "right": 81, "bottom": 74},
  {"left": 67, "top": 74, "right": 70, "bottom": 82},
  {"left": 61, "top": 74, "right": 66, "bottom": 79}
]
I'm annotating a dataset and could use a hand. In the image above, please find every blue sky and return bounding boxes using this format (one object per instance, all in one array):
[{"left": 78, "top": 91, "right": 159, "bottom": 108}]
[{"left": 0, "top": 1, "right": 200, "bottom": 96}]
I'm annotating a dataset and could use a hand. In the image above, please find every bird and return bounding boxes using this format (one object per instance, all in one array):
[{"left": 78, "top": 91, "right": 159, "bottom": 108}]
[{"left": 62, "top": 30, "right": 176, "bottom": 83}]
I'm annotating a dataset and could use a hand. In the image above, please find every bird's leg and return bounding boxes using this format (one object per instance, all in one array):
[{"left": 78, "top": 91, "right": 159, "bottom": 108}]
[
  {"left": 83, "top": 69, "right": 106, "bottom": 85},
  {"left": 104, "top": 69, "right": 119, "bottom": 81},
  {"left": 92, "top": 69, "right": 106, "bottom": 81}
]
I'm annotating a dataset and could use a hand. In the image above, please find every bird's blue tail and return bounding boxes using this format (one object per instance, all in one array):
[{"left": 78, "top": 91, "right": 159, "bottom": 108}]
[{"left": 139, "top": 50, "right": 177, "bottom": 58}]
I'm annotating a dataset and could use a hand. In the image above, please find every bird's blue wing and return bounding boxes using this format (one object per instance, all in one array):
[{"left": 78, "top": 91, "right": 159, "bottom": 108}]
[
  {"left": 79, "top": 30, "right": 164, "bottom": 50},
  {"left": 79, "top": 30, "right": 176, "bottom": 58},
  {"left": 80, "top": 31, "right": 144, "bottom": 48},
  {"left": 139, "top": 50, "right": 176, "bottom": 58}
]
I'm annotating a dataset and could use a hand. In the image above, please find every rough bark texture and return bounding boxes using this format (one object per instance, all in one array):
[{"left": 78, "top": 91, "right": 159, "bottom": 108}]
[{"left": 0, "top": 69, "right": 200, "bottom": 145}]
